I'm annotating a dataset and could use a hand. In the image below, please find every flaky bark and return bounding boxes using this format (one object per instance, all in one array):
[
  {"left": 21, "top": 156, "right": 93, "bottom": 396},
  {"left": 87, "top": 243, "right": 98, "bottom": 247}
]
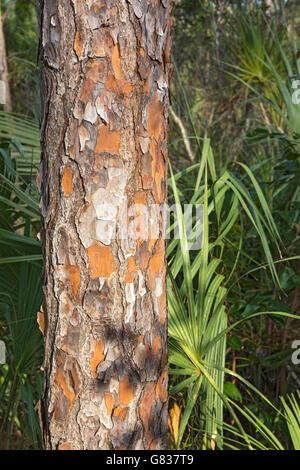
[{"left": 37, "top": 0, "right": 171, "bottom": 450}]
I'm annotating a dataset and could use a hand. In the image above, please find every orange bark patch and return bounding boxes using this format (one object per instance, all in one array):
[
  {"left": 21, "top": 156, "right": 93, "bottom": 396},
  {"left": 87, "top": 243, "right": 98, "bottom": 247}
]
[
  {"left": 37, "top": 310, "right": 45, "bottom": 334},
  {"left": 119, "top": 375, "right": 134, "bottom": 406},
  {"left": 58, "top": 442, "right": 73, "bottom": 450},
  {"left": 55, "top": 369, "right": 75, "bottom": 409},
  {"left": 148, "top": 95, "right": 164, "bottom": 141},
  {"left": 62, "top": 167, "right": 73, "bottom": 197},
  {"left": 125, "top": 256, "right": 137, "bottom": 283},
  {"left": 105, "top": 72, "right": 132, "bottom": 97},
  {"left": 151, "top": 335, "right": 161, "bottom": 357},
  {"left": 113, "top": 407, "right": 128, "bottom": 420},
  {"left": 134, "top": 191, "right": 147, "bottom": 206},
  {"left": 104, "top": 392, "right": 115, "bottom": 416},
  {"left": 127, "top": 256, "right": 136, "bottom": 272},
  {"left": 64, "top": 265, "right": 80, "bottom": 296},
  {"left": 74, "top": 30, "right": 83, "bottom": 58},
  {"left": 95, "top": 124, "right": 121, "bottom": 155},
  {"left": 90, "top": 338, "right": 105, "bottom": 378},
  {"left": 105, "top": 72, "right": 118, "bottom": 94},
  {"left": 112, "top": 44, "right": 123, "bottom": 80},
  {"left": 86, "top": 242, "right": 114, "bottom": 278},
  {"left": 106, "top": 44, "right": 133, "bottom": 97},
  {"left": 122, "top": 82, "right": 133, "bottom": 95},
  {"left": 156, "top": 368, "right": 168, "bottom": 402},
  {"left": 148, "top": 140, "right": 167, "bottom": 204},
  {"left": 149, "top": 139, "right": 156, "bottom": 159},
  {"left": 148, "top": 237, "right": 165, "bottom": 288}
]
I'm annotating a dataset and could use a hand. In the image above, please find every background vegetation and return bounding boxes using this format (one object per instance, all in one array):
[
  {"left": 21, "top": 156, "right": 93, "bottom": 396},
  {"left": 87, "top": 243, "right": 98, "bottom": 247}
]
[{"left": 0, "top": 0, "right": 300, "bottom": 450}]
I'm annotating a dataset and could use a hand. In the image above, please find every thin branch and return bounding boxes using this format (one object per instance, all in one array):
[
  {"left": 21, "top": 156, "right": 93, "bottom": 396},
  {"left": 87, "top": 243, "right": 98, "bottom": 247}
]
[
  {"left": 169, "top": 105, "right": 196, "bottom": 163},
  {"left": 2, "top": 0, "right": 16, "bottom": 23}
]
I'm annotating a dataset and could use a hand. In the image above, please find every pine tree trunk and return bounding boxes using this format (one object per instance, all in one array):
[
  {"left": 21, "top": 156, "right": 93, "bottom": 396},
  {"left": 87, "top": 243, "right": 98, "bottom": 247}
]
[{"left": 37, "top": 0, "right": 171, "bottom": 450}]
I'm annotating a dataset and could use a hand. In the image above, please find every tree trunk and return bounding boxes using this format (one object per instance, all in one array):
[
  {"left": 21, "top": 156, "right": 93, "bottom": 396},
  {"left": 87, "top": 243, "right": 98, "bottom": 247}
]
[
  {"left": 0, "top": 10, "right": 12, "bottom": 111},
  {"left": 37, "top": 0, "right": 171, "bottom": 450}
]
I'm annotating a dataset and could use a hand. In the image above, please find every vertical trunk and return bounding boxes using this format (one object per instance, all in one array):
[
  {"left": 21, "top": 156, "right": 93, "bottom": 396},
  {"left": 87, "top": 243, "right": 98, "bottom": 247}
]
[
  {"left": 0, "top": 11, "right": 12, "bottom": 111},
  {"left": 37, "top": 0, "right": 171, "bottom": 450}
]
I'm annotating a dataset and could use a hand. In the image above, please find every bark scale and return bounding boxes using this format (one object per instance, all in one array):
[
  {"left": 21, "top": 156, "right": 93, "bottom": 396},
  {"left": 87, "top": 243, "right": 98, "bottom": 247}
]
[{"left": 37, "top": 0, "right": 171, "bottom": 450}]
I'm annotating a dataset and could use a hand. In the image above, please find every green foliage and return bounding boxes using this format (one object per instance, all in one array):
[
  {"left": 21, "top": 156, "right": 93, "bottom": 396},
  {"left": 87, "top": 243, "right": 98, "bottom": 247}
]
[
  {"left": 231, "top": 35, "right": 300, "bottom": 157},
  {"left": 167, "top": 137, "right": 300, "bottom": 449},
  {"left": 280, "top": 391, "right": 300, "bottom": 450},
  {"left": 0, "top": 134, "right": 42, "bottom": 449},
  {"left": 168, "top": 3, "right": 300, "bottom": 450},
  {"left": 3, "top": 0, "right": 39, "bottom": 117},
  {"left": 0, "top": 111, "right": 40, "bottom": 178},
  {"left": 230, "top": 12, "right": 283, "bottom": 89}
]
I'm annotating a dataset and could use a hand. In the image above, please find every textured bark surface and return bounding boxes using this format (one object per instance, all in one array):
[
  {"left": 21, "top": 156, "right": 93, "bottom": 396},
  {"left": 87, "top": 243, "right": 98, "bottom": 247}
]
[{"left": 37, "top": 0, "right": 170, "bottom": 450}]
